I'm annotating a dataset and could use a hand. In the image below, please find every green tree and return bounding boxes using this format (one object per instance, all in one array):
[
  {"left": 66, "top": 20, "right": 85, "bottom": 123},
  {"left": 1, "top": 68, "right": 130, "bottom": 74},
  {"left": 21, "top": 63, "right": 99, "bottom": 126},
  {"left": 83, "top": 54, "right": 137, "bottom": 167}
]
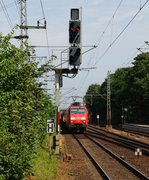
[
  {"left": 85, "top": 52, "right": 149, "bottom": 126},
  {"left": 0, "top": 33, "right": 54, "bottom": 179},
  {"left": 110, "top": 68, "right": 130, "bottom": 125},
  {"left": 126, "top": 52, "right": 149, "bottom": 123},
  {"left": 85, "top": 84, "right": 105, "bottom": 124}
]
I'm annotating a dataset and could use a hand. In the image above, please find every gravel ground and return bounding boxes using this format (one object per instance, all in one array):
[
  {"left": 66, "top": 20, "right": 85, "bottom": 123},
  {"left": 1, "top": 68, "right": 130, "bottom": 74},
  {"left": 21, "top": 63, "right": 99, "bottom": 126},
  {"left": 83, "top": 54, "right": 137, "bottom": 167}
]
[
  {"left": 56, "top": 134, "right": 102, "bottom": 180},
  {"left": 56, "top": 127, "right": 149, "bottom": 179},
  {"left": 97, "top": 128, "right": 149, "bottom": 177}
]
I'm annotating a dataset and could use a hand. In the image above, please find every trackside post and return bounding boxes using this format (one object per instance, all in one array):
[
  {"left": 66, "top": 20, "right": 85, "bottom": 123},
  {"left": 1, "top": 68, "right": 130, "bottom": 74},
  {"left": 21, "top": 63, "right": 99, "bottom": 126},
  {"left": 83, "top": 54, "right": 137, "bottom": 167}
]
[{"left": 47, "top": 119, "right": 54, "bottom": 158}]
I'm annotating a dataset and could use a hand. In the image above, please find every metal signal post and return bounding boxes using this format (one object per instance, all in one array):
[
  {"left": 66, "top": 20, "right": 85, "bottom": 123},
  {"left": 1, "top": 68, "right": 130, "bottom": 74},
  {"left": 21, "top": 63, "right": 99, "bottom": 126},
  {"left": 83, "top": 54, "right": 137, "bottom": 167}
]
[
  {"left": 18, "top": 0, "right": 46, "bottom": 49},
  {"left": 106, "top": 71, "right": 112, "bottom": 129},
  {"left": 69, "top": 46, "right": 81, "bottom": 66},
  {"left": 69, "top": 20, "right": 81, "bottom": 44},
  {"left": 69, "top": 8, "right": 82, "bottom": 67}
]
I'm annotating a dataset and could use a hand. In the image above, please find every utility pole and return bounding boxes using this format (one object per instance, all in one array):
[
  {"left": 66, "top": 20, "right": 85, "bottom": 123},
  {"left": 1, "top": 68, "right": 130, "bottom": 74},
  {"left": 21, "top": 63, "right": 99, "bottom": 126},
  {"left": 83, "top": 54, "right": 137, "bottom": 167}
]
[
  {"left": 54, "top": 73, "right": 61, "bottom": 154},
  {"left": 17, "top": 0, "right": 46, "bottom": 49},
  {"left": 20, "top": 0, "right": 28, "bottom": 49},
  {"left": 106, "top": 71, "right": 112, "bottom": 129}
]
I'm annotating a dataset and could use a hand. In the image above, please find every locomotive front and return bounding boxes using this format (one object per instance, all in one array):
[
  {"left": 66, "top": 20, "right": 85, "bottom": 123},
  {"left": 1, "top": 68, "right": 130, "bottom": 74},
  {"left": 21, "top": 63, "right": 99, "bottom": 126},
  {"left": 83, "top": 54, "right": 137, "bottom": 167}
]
[{"left": 67, "top": 105, "right": 88, "bottom": 132}]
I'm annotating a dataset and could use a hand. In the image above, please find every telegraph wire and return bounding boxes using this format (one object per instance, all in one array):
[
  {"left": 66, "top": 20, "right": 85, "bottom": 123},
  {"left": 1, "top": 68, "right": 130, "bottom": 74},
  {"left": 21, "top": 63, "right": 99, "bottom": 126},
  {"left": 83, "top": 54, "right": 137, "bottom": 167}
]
[
  {"left": 39, "top": 0, "right": 50, "bottom": 61},
  {"left": 0, "top": 1, "right": 20, "bottom": 46},
  {"left": 0, "top": 2, "right": 14, "bottom": 12},
  {"left": 109, "top": 41, "right": 149, "bottom": 76},
  {"left": 14, "top": 0, "right": 20, "bottom": 16},
  {"left": 94, "top": 0, "right": 149, "bottom": 66},
  {"left": 139, "top": 0, "right": 142, "bottom": 9},
  {"left": 75, "top": 0, "right": 124, "bottom": 96},
  {"left": 38, "top": 0, "right": 54, "bottom": 92},
  {"left": 76, "top": 0, "right": 148, "bottom": 98},
  {"left": 76, "top": 71, "right": 90, "bottom": 95},
  {"left": 40, "top": 0, "right": 45, "bottom": 19},
  {"left": 86, "top": 0, "right": 123, "bottom": 68},
  {"left": 0, "top": 0, "right": 14, "bottom": 29},
  {"left": 96, "top": 0, "right": 123, "bottom": 46}
]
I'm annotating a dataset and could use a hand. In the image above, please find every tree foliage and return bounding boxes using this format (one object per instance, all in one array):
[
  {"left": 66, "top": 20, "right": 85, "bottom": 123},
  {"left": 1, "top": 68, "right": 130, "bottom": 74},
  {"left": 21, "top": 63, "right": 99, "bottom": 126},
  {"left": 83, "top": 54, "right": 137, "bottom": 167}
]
[
  {"left": 85, "top": 52, "right": 149, "bottom": 125},
  {"left": 85, "top": 84, "right": 106, "bottom": 124},
  {"left": 126, "top": 52, "right": 149, "bottom": 122},
  {"left": 0, "top": 33, "right": 54, "bottom": 179}
]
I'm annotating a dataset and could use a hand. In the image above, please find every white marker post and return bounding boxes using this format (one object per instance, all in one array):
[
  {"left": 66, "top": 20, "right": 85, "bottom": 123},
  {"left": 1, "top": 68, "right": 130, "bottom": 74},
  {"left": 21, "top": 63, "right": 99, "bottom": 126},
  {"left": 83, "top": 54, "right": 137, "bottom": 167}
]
[
  {"left": 135, "top": 148, "right": 142, "bottom": 156},
  {"left": 97, "top": 115, "right": 100, "bottom": 126},
  {"left": 47, "top": 119, "right": 54, "bottom": 134},
  {"left": 47, "top": 120, "right": 54, "bottom": 158}
]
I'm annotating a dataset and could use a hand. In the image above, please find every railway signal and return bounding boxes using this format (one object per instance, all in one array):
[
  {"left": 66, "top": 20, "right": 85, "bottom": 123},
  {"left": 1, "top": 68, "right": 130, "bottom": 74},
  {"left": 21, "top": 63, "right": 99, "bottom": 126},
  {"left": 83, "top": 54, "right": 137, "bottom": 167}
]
[
  {"left": 69, "top": 8, "right": 82, "bottom": 67},
  {"left": 69, "top": 20, "right": 81, "bottom": 44},
  {"left": 69, "top": 46, "right": 81, "bottom": 66},
  {"left": 71, "top": 8, "right": 79, "bottom": 20}
]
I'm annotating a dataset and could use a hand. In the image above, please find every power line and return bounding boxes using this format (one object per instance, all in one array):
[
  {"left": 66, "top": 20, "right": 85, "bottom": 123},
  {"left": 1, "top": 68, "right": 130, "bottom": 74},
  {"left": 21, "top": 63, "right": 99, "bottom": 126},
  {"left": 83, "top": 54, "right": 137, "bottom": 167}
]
[
  {"left": 96, "top": 0, "right": 123, "bottom": 46},
  {"left": 40, "top": 0, "right": 45, "bottom": 18},
  {"left": 74, "top": 0, "right": 124, "bottom": 96},
  {"left": 0, "top": 2, "right": 14, "bottom": 12},
  {"left": 14, "top": 0, "right": 20, "bottom": 16},
  {"left": 0, "top": 0, "right": 14, "bottom": 29},
  {"left": 94, "top": 0, "right": 149, "bottom": 66},
  {"left": 76, "top": 0, "right": 148, "bottom": 97},
  {"left": 39, "top": 0, "right": 50, "bottom": 60}
]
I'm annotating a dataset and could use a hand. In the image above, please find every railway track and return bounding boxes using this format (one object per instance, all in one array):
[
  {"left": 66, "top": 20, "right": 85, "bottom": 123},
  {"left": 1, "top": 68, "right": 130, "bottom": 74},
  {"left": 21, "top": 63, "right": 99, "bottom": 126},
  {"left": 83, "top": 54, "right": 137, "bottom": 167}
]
[
  {"left": 73, "top": 134, "right": 110, "bottom": 180},
  {"left": 122, "top": 123, "right": 149, "bottom": 137},
  {"left": 87, "top": 125, "right": 149, "bottom": 155},
  {"left": 73, "top": 133, "right": 149, "bottom": 180},
  {"left": 74, "top": 135, "right": 149, "bottom": 180},
  {"left": 121, "top": 129, "right": 149, "bottom": 138}
]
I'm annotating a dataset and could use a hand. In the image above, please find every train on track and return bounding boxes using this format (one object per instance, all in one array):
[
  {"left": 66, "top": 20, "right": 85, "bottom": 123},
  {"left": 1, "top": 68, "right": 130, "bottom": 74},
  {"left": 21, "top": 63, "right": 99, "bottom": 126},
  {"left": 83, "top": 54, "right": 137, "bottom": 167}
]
[{"left": 61, "top": 104, "right": 88, "bottom": 133}]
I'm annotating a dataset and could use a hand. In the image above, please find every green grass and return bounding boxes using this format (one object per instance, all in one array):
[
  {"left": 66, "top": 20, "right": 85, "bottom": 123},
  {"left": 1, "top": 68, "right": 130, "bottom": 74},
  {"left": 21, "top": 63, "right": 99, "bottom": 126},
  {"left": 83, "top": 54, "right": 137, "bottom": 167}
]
[{"left": 29, "top": 135, "right": 57, "bottom": 180}]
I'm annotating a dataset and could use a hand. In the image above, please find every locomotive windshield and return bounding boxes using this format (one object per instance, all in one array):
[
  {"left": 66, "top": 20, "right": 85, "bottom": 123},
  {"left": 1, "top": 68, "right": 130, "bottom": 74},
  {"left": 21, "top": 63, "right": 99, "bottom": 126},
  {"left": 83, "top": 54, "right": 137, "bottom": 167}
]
[{"left": 70, "top": 108, "right": 85, "bottom": 114}]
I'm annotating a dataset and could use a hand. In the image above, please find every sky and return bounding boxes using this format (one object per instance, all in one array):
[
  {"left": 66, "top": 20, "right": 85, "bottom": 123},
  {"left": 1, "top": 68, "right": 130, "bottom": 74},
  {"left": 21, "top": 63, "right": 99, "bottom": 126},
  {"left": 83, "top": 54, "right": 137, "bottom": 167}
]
[{"left": 0, "top": 0, "right": 149, "bottom": 108}]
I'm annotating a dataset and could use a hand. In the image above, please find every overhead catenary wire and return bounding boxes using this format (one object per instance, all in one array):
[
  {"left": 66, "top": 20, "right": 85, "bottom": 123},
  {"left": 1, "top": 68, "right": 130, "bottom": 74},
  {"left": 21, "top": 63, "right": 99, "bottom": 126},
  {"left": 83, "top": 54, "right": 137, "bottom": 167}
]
[
  {"left": 38, "top": 0, "right": 53, "bottom": 90},
  {"left": 87, "top": 0, "right": 124, "bottom": 68},
  {"left": 121, "top": 42, "right": 149, "bottom": 67},
  {"left": 0, "top": 1, "right": 20, "bottom": 46},
  {"left": 0, "top": 0, "right": 14, "bottom": 29},
  {"left": 1, "top": 1, "right": 147, "bottom": 105},
  {"left": 74, "top": 0, "right": 124, "bottom": 97},
  {"left": 40, "top": 0, "right": 46, "bottom": 19},
  {"left": 96, "top": 0, "right": 124, "bottom": 47},
  {"left": 74, "top": 0, "right": 148, "bottom": 99},
  {"left": 0, "top": 1, "right": 15, "bottom": 12},
  {"left": 14, "top": 0, "right": 20, "bottom": 16},
  {"left": 39, "top": 0, "right": 50, "bottom": 61},
  {"left": 91, "top": 2, "right": 123, "bottom": 59},
  {"left": 93, "top": 0, "right": 149, "bottom": 66}
]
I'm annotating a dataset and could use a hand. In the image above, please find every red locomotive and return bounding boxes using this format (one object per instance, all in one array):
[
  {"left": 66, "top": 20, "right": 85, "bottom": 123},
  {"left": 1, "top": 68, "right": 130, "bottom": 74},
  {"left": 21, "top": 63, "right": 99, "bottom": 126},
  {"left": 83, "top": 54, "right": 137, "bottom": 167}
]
[{"left": 63, "top": 105, "right": 88, "bottom": 132}]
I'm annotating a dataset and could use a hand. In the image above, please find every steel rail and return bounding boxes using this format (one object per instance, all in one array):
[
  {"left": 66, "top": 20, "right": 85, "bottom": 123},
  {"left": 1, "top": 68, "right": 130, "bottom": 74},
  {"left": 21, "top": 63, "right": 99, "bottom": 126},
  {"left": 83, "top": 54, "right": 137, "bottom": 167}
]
[
  {"left": 88, "top": 125, "right": 149, "bottom": 148},
  {"left": 86, "top": 130, "right": 149, "bottom": 156},
  {"left": 89, "top": 125, "right": 149, "bottom": 145},
  {"left": 73, "top": 134, "right": 111, "bottom": 180},
  {"left": 85, "top": 134, "right": 149, "bottom": 180},
  {"left": 122, "top": 123, "right": 149, "bottom": 134},
  {"left": 87, "top": 126, "right": 149, "bottom": 155}
]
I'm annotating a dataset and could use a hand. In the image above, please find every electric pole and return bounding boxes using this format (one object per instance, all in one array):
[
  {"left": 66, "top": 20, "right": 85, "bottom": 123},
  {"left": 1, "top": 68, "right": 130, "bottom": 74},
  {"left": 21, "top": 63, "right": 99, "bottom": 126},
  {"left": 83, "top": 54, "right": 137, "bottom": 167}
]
[
  {"left": 106, "top": 71, "right": 112, "bottom": 129},
  {"left": 20, "top": 0, "right": 28, "bottom": 49},
  {"left": 17, "top": 0, "right": 46, "bottom": 49},
  {"left": 54, "top": 73, "right": 61, "bottom": 154}
]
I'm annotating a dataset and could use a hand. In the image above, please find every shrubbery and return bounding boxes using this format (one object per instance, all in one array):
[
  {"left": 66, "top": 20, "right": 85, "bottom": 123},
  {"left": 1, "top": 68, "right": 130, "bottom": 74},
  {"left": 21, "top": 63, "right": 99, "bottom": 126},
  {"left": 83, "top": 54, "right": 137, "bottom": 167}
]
[
  {"left": 85, "top": 52, "right": 149, "bottom": 125},
  {"left": 0, "top": 33, "right": 54, "bottom": 179}
]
